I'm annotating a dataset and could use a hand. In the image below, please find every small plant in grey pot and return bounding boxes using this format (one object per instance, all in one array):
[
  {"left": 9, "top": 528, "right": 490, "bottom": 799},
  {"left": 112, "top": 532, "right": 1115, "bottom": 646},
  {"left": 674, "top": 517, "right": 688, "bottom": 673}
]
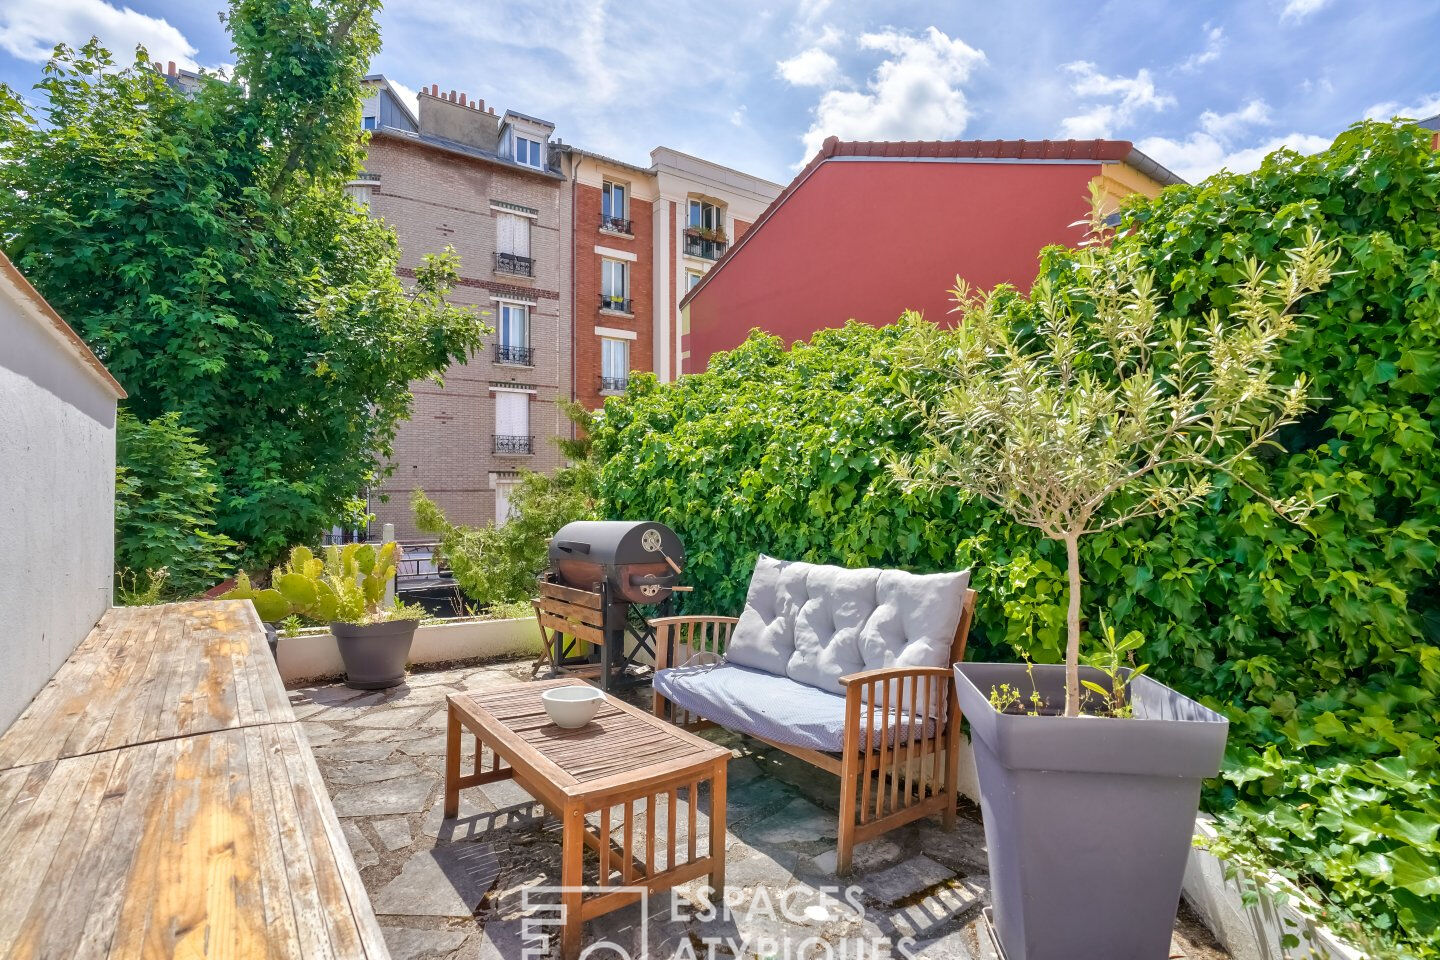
[
  {"left": 893, "top": 221, "right": 1336, "bottom": 960},
  {"left": 226, "top": 543, "right": 424, "bottom": 689}
]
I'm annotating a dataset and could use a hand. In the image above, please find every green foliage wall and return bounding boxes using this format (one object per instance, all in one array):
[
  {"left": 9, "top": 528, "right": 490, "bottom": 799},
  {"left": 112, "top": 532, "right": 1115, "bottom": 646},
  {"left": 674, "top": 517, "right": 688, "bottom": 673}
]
[
  {"left": 115, "top": 411, "right": 237, "bottom": 598},
  {"left": 592, "top": 123, "right": 1440, "bottom": 956}
]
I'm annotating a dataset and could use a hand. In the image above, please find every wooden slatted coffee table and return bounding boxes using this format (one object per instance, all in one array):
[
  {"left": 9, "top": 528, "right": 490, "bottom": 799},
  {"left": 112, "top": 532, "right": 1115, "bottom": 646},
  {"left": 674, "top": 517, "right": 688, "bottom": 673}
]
[{"left": 444, "top": 679, "right": 729, "bottom": 959}]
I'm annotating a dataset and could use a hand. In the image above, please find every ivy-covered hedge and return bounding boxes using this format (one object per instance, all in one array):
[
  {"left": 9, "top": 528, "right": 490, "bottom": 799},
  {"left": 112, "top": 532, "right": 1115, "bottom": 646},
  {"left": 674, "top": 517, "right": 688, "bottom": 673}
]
[{"left": 593, "top": 122, "right": 1440, "bottom": 957}]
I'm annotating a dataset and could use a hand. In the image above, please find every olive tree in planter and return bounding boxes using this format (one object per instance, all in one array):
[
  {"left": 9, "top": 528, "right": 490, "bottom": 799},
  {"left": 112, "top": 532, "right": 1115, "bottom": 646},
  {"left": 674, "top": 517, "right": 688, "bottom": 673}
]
[
  {"left": 892, "top": 229, "right": 1336, "bottom": 960},
  {"left": 225, "top": 543, "right": 423, "bottom": 688}
]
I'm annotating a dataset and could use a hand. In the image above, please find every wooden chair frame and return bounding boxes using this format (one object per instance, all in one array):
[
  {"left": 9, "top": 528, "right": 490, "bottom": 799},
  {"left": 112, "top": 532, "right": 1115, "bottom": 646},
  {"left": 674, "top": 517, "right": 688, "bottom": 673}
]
[{"left": 650, "top": 588, "right": 976, "bottom": 874}]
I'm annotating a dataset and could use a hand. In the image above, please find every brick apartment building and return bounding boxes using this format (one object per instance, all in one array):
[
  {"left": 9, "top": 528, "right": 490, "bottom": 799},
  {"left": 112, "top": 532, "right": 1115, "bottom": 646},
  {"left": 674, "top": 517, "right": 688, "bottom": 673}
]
[
  {"left": 356, "top": 77, "right": 572, "bottom": 538},
  {"left": 554, "top": 146, "right": 781, "bottom": 405},
  {"left": 354, "top": 75, "right": 781, "bottom": 538}
]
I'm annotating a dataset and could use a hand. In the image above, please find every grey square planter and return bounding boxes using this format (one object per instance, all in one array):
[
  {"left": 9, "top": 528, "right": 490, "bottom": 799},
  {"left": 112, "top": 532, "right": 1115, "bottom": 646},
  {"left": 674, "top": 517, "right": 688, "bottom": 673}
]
[{"left": 955, "top": 662, "right": 1228, "bottom": 960}]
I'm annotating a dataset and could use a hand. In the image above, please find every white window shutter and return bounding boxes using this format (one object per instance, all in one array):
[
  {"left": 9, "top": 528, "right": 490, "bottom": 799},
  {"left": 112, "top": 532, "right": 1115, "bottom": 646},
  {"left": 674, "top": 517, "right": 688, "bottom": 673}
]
[
  {"left": 495, "top": 392, "right": 529, "bottom": 436},
  {"left": 497, "top": 214, "right": 522, "bottom": 256},
  {"left": 514, "top": 216, "right": 530, "bottom": 258}
]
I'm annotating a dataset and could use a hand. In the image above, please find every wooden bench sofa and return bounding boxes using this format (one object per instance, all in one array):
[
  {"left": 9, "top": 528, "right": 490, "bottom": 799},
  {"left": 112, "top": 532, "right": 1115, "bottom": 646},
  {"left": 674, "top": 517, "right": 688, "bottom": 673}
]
[
  {"left": 0, "top": 601, "right": 388, "bottom": 959},
  {"left": 650, "top": 555, "right": 975, "bottom": 874}
]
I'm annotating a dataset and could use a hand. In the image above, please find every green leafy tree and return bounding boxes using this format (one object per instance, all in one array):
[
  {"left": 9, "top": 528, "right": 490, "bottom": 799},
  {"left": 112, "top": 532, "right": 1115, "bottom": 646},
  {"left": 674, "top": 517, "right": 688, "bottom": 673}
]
[
  {"left": 891, "top": 232, "right": 1335, "bottom": 715},
  {"left": 114, "top": 411, "right": 238, "bottom": 598},
  {"left": 0, "top": 2, "right": 487, "bottom": 564}
]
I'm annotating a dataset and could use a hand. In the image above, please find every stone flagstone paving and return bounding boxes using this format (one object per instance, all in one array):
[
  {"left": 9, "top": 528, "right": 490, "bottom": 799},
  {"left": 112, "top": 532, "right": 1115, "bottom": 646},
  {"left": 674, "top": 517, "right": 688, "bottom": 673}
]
[{"left": 292, "top": 659, "right": 1229, "bottom": 960}]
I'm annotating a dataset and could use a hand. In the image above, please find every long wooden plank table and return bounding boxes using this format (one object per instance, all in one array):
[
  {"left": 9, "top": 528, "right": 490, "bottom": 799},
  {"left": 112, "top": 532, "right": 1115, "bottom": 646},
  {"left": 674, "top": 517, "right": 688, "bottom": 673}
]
[
  {"left": 0, "top": 602, "right": 389, "bottom": 960},
  {"left": 0, "top": 602, "right": 292, "bottom": 769},
  {"left": 444, "top": 679, "right": 730, "bottom": 960}
]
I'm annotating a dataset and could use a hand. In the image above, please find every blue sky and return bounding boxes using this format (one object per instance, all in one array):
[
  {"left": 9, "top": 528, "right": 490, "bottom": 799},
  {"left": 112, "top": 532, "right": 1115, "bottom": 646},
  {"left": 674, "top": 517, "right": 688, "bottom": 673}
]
[{"left": 1, "top": 0, "right": 1437, "bottom": 185}]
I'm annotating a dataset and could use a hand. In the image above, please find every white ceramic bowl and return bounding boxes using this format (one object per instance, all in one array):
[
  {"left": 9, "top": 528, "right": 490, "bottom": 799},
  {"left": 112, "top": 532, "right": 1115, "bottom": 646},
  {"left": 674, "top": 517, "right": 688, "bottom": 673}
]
[{"left": 541, "top": 686, "right": 604, "bottom": 728}]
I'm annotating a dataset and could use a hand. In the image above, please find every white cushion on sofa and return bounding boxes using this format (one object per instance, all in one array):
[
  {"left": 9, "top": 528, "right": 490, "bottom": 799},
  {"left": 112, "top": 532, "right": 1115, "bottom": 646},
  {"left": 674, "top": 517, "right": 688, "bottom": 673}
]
[{"left": 725, "top": 554, "right": 971, "bottom": 705}]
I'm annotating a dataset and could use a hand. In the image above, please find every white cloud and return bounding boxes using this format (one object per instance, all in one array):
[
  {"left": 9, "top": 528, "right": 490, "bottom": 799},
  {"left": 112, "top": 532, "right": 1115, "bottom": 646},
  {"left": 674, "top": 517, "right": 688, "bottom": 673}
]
[
  {"left": 730, "top": 105, "right": 747, "bottom": 127},
  {"left": 1060, "top": 61, "right": 1174, "bottom": 138},
  {"left": 1199, "top": 98, "right": 1271, "bottom": 139},
  {"left": 795, "top": 26, "right": 985, "bottom": 165},
  {"left": 1178, "top": 25, "right": 1224, "bottom": 72},
  {"left": 1280, "top": 0, "right": 1332, "bottom": 23},
  {"left": 814, "top": 24, "right": 843, "bottom": 49},
  {"left": 1364, "top": 92, "right": 1440, "bottom": 122},
  {"left": 0, "top": 0, "right": 196, "bottom": 67},
  {"left": 1138, "top": 99, "right": 1329, "bottom": 183},
  {"left": 797, "top": 0, "right": 833, "bottom": 25},
  {"left": 387, "top": 78, "right": 420, "bottom": 120},
  {"left": 777, "top": 47, "right": 842, "bottom": 87}
]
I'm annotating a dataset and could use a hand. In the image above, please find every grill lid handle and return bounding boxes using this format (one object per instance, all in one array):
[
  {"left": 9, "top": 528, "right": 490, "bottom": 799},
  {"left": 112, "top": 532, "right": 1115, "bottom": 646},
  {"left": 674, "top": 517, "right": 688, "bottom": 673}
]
[{"left": 553, "top": 540, "right": 591, "bottom": 555}]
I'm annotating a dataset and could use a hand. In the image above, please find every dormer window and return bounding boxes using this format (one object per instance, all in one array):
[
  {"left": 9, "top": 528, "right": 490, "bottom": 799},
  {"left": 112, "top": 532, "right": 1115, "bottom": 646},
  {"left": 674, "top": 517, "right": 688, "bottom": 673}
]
[{"left": 515, "top": 135, "right": 543, "bottom": 168}]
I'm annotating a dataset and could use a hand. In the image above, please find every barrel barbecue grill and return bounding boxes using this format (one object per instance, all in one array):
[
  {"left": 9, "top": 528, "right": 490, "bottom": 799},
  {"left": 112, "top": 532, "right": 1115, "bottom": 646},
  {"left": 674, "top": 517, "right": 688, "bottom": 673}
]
[{"left": 534, "top": 521, "right": 686, "bottom": 690}]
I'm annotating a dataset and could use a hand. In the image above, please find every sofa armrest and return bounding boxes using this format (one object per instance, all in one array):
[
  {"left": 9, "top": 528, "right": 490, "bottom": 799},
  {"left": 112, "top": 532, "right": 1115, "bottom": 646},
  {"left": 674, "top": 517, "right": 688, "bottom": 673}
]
[
  {"left": 648, "top": 616, "right": 739, "bottom": 671},
  {"left": 840, "top": 665, "right": 956, "bottom": 736},
  {"left": 838, "top": 665, "right": 952, "bottom": 688}
]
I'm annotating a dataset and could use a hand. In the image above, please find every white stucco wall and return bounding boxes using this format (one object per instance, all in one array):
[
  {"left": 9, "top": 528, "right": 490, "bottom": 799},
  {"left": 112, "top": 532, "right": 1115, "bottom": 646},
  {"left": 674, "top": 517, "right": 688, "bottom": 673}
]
[{"left": 0, "top": 265, "right": 122, "bottom": 731}]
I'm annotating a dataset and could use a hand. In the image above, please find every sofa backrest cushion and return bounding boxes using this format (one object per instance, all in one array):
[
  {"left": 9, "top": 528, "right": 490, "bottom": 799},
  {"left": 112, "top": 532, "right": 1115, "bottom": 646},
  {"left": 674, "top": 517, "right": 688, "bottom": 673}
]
[
  {"left": 725, "top": 554, "right": 801, "bottom": 676},
  {"left": 725, "top": 555, "right": 971, "bottom": 704}
]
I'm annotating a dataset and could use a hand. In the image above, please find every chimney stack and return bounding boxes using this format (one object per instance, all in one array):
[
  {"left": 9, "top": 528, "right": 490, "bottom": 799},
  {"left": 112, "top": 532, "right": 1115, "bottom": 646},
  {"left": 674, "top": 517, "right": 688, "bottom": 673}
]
[
  {"left": 167, "top": 61, "right": 177, "bottom": 76},
  {"left": 417, "top": 81, "right": 502, "bottom": 149}
]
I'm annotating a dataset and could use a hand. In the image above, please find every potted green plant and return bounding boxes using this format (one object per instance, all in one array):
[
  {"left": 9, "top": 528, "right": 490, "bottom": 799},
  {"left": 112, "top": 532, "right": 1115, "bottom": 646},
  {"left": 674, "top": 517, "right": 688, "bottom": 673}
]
[
  {"left": 225, "top": 543, "right": 424, "bottom": 688},
  {"left": 892, "top": 224, "right": 1336, "bottom": 960}
]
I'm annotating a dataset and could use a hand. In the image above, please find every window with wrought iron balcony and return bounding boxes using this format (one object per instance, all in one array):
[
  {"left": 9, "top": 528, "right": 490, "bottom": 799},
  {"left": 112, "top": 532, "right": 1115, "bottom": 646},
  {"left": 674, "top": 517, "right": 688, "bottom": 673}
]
[
  {"left": 494, "top": 343, "right": 535, "bottom": 366},
  {"left": 684, "top": 198, "right": 728, "bottom": 260},
  {"left": 492, "top": 434, "right": 534, "bottom": 455},
  {"left": 601, "top": 180, "right": 631, "bottom": 235},
  {"left": 495, "top": 303, "right": 533, "bottom": 366},
  {"left": 494, "top": 251, "right": 534, "bottom": 277},
  {"left": 599, "top": 293, "right": 633, "bottom": 314},
  {"left": 683, "top": 231, "right": 727, "bottom": 260},
  {"left": 600, "top": 337, "right": 629, "bottom": 396},
  {"left": 600, "top": 258, "right": 632, "bottom": 314}
]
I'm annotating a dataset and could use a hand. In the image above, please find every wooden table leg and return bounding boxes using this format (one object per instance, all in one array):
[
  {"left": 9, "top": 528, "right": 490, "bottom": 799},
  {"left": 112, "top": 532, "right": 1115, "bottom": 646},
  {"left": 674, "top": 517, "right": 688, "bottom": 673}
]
[
  {"left": 443, "top": 700, "right": 461, "bottom": 818},
  {"left": 561, "top": 802, "right": 585, "bottom": 960},
  {"left": 708, "top": 759, "right": 727, "bottom": 897}
]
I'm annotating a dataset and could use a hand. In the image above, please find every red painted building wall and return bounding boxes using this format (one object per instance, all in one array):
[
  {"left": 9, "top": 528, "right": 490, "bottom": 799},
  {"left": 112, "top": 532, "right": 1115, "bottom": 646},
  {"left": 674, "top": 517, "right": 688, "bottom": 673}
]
[
  {"left": 573, "top": 182, "right": 653, "bottom": 409},
  {"left": 683, "top": 159, "right": 1105, "bottom": 373}
]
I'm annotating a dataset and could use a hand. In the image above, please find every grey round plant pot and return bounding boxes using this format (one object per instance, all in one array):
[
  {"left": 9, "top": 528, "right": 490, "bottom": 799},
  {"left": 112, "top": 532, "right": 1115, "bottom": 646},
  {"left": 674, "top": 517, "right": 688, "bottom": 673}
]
[
  {"left": 954, "top": 662, "right": 1228, "bottom": 960},
  {"left": 331, "top": 619, "right": 419, "bottom": 689}
]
